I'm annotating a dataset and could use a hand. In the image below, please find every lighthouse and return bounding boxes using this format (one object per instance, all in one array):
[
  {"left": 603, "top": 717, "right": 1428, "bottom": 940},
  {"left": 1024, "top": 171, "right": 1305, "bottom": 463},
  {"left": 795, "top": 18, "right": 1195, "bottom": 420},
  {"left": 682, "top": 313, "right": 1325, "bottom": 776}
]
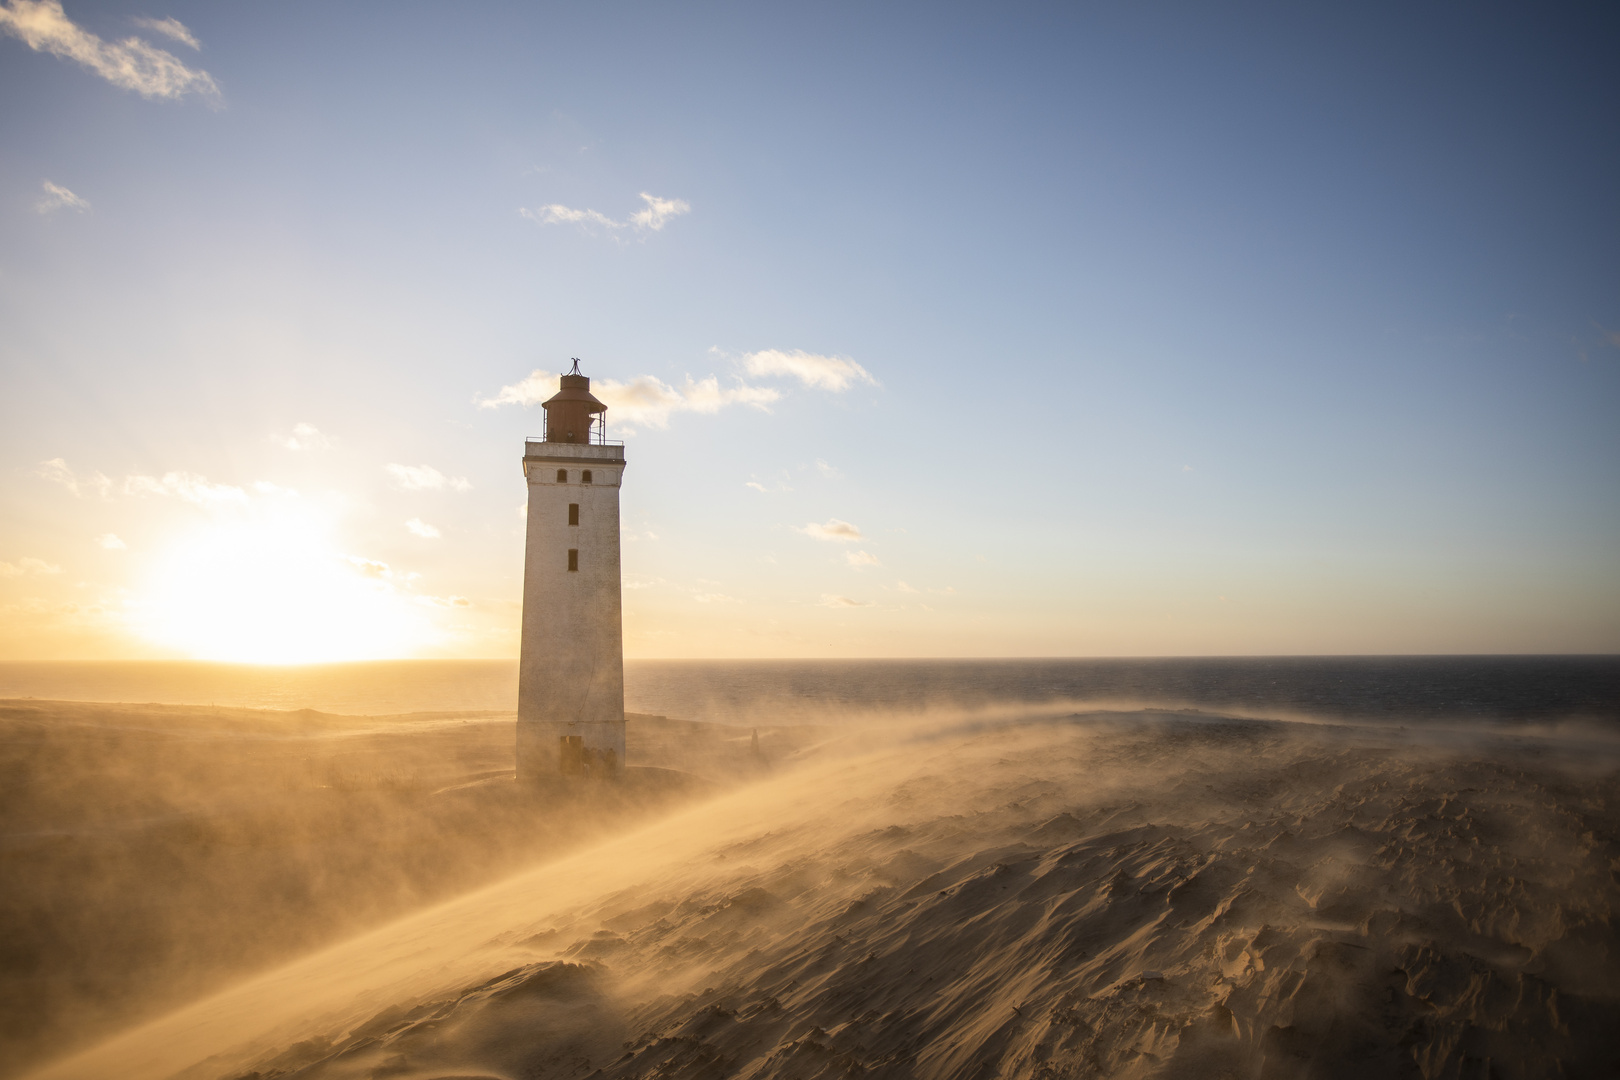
[{"left": 517, "top": 361, "right": 627, "bottom": 781}]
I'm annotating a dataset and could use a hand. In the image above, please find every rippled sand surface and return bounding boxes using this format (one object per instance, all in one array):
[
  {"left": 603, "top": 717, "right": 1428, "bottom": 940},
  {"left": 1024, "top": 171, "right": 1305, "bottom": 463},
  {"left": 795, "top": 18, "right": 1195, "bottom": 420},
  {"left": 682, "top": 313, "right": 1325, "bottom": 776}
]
[{"left": 28, "top": 710, "right": 1618, "bottom": 1080}]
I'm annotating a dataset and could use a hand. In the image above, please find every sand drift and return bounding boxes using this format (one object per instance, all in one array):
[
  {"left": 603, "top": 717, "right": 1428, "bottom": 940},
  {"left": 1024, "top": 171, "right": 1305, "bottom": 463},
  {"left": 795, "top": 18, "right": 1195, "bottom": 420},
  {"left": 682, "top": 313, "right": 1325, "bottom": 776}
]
[{"left": 28, "top": 710, "right": 1620, "bottom": 1080}]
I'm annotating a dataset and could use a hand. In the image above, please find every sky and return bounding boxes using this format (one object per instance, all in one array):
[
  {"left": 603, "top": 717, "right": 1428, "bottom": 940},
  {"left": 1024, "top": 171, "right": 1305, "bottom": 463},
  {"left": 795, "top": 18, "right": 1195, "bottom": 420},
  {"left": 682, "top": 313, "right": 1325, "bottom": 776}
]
[{"left": 1, "top": 0, "right": 1617, "bottom": 662}]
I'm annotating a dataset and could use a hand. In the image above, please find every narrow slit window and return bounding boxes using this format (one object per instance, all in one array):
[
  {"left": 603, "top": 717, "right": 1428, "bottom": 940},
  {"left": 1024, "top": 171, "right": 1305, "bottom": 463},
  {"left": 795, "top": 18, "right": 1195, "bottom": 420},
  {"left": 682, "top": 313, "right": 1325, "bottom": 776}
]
[
  {"left": 567, "top": 548, "right": 579, "bottom": 572},
  {"left": 581, "top": 470, "right": 593, "bottom": 484},
  {"left": 556, "top": 469, "right": 567, "bottom": 483},
  {"left": 568, "top": 503, "right": 579, "bottom": 526}
]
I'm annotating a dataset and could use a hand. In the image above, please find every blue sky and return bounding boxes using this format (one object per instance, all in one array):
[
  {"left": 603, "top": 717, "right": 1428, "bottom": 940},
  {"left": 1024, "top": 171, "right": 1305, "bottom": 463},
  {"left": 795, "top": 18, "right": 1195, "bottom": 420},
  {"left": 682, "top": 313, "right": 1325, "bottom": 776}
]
[{"left": 2, "top": 0, "right": 1616, "bottom": 660}]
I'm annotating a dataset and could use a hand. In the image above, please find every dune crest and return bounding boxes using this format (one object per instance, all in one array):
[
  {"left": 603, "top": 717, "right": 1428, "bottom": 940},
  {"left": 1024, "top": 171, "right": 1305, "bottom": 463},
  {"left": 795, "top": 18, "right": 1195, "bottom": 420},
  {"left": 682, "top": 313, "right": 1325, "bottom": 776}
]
[{"left": 30, "top": 711, "right": 1620, "bottom": 1080}]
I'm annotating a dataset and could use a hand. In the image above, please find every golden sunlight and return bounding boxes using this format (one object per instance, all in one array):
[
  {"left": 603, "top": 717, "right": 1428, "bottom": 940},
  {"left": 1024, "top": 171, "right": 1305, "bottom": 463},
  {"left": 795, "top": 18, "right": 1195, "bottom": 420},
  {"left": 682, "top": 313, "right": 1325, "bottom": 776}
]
[{"left": 135, "top": 509, "right": 438, "bottom": 664}]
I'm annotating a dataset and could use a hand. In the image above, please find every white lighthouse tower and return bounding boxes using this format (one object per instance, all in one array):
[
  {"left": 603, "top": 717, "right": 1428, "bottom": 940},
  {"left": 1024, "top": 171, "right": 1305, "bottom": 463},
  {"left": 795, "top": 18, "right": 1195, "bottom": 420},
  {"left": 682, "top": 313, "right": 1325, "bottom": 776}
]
[{"left": 517, "top": 361, "right": 627, "bottom": 781}]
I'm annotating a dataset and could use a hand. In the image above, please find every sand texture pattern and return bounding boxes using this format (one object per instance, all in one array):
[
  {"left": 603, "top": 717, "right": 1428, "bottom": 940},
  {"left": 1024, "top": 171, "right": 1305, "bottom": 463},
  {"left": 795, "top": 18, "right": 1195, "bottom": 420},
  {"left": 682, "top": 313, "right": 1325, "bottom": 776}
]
[{"left": 25, "top": 711, "right": 1620, "bottom": 1080}]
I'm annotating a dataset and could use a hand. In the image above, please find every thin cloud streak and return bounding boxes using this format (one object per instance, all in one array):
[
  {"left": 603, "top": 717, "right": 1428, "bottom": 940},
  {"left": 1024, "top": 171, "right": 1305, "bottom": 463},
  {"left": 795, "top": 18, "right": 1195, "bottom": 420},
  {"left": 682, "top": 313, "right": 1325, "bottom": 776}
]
[
  {"left": 276, "top": 424, "right": 331, "bottom": 451},
  {"left": 798, "top": 518, "right": 863, "bottom": 542},
  {"left": 741, "top": 349, "right": 877, "bottom": 391},
  {"left": 36, "top": 180, "right": 88, "bottom": 214},
  {"left": 124, "top": 471, "right": 247, "bottom": 504},
  {"left": 480, "top": 369, "right": 778, "bottom": 430},
  {"left": 0, "top": 0, "right": 220, "bottom": 103},
  {"left": 130, "top": 15, "right": 198, "bottom": 49},
  {"left": 0, "top": 556, "right": 62, "bottom": 577},
  {"left": 385, "top": 464, "right": 470, "bottom": 492},
  {"left": 37, "top": 458, "right": 111, "bottom": 498},
  {"left": 519, "top": 192, "right": 690, "bottom": 235},
  {"left": 596, "top": 374, "right": 777, "bottom": 429}
]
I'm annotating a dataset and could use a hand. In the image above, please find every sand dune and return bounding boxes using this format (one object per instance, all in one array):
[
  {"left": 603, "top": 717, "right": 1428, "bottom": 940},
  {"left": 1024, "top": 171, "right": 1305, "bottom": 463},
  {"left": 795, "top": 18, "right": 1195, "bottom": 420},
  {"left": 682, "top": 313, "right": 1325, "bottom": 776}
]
[
  {"left": 0, "top": 701, "right": 818, "bottom": 1077},
  {"left": 23, "top": 709, "right": 1619, "bottom": 1080}
]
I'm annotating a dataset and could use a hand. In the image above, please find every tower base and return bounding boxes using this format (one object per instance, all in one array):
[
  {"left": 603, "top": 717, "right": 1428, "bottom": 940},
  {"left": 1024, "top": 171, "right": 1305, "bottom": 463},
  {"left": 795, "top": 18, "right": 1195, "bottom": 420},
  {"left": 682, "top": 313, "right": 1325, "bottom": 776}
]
[{"left": 517, "top": 720, "right": 625, "bottom": 782}]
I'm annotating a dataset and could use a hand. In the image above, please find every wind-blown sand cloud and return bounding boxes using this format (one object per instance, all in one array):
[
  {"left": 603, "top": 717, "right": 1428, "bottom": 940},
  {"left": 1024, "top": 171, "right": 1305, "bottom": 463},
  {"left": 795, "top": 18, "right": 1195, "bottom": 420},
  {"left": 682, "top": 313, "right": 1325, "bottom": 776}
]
[
  {"left": 0, "top": 0, "right": 220, "bottom": 103},
  {"left": 519, "top": 192, "right": 690, "bottom": 235},
  {"left": 798, "top": 517, "right": 863, "bottom": 542},
  {"left": 35, "top": 180, "right": 88, "bottom": 214},
  {"left": 385, "top": 464, "right": 470, "bottom": 492}
]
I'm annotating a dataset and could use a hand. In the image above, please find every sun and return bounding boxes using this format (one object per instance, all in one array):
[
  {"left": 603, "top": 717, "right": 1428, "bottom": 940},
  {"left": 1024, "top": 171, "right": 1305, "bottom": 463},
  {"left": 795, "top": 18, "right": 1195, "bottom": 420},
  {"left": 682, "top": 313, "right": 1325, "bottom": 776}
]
[{"left": 136, "top": 506, "right": 439, "bottom": 664}]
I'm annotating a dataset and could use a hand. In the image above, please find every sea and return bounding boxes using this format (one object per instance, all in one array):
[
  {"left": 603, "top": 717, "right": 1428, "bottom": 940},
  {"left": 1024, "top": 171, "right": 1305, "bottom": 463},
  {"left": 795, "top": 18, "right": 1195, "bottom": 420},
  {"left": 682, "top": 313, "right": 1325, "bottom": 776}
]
[{"left": 0, "top": 657, "right": 1616, "bottom": 728}]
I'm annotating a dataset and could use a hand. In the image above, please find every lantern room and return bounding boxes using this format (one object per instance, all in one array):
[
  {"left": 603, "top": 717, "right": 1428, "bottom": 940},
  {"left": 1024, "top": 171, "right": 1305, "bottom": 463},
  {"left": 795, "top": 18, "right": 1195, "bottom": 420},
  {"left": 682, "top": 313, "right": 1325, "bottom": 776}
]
[{"left": 541, "top": 359, "right": 609, "bottom": 444}]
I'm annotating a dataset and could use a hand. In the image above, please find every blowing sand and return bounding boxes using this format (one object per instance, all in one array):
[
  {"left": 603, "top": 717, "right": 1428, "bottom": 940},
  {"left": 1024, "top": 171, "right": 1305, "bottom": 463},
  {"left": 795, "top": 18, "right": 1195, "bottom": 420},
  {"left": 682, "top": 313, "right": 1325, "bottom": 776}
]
[{"left": 21, "top": 708, "right": 1619, "bottom": 1080}]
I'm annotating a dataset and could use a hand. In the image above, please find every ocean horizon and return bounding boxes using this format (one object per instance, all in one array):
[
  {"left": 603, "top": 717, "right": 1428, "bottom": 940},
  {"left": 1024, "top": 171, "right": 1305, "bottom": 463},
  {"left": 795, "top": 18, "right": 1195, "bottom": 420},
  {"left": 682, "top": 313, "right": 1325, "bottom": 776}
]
[{"left": 1, "top": 655, "right": 1615, "bottom": 727}]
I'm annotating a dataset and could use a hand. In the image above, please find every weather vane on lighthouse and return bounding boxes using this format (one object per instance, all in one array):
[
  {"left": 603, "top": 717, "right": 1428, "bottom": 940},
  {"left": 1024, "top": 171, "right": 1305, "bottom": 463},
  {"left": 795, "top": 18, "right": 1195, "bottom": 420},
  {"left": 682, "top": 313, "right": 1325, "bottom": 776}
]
[{"left": 516, "top": 360, "right": 626, "bottom": 781}]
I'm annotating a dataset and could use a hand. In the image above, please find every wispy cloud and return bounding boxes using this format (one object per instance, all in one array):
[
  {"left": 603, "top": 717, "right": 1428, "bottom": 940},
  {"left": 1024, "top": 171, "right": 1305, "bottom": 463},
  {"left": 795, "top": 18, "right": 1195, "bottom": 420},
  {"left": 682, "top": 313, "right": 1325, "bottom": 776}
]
[
  {"left": 819, "top": 594, "right": 874, "bottom": 608},
  {"left": 130, "top": 15, "right": 197, "bottom": 49},
  {"left": 479, "top": 369, "right": 778, "bottom": 431},
  {"left": 385, "top": 463, "right": 470, "bottom": 492},
  {"left": 415, "top": 593, "right": 471, "bottom": 608},
  {"left": 95, "top": 533, "right": 125, "bottom": 550},
  {"left": 521, "top": 205, "right": 619, "bottom": 230},
  {"left": 41, "top": 458, "right": 258, "bottom": 505},
  {"left": 0, "top": 556, "right": 62, "bottom": 577},
  {"left": 520, "top": 192, "right": 690, "bottom": 236},
  {"left": 894, "top": 580, "right": 918, "bottom": 593},
  {"left": 125, "top": 471, "right": 246, "bottom": 504},
  {"left": 0, "top": 0, "right": 220, "bottom": 103},
  {"left": 35, "top": 180, "right": 88, "bottom": 214},
  {"left": 345, "top": 555, "right": 393, "bottom": 579},
  {"left": 745, "top": 475, "right": 793, "bottom": 493},
  {"left": 628, "top": 193, "right": 689, "bottom": 231},
  {"left": 798, "top": 518, "right": 863, "bottom": 542},
  {"left": 740, "top": 349, "right": 877, "bottom": 391},
  {"left": 597, "top": 375, "right": 777, "bottom": 429},
  {"left": 845, "top": 549, "right": 881, "bottom": 568},
  {"left": 275, "top": 423, "right": 331, "bottom": 451},
  {"left": 815, "top": 459, "right": 842, "bottom": 479},
  {"left": 478, "top": 370, "right": 557, "bottom": 409},
  {"left": 405, "top": 518, "right": 441, "bottom": 539},
  {"left": 37, "top": 458, "right": 110, "bottom": 498}
]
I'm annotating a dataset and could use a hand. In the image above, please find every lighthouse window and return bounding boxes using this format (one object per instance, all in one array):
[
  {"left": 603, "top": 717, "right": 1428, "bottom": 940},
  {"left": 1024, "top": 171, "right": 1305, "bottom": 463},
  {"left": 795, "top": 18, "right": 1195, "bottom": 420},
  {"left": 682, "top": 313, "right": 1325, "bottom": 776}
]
[
  {"left": 567, "top": 549, "right": 579, "bottom": 572},
  {"left": 568, "top": 503, "right": 579, "bottom": 526},
  {"left": 556, "top": 469, "right": 567, "bottom": 483},
  {"left": 582, "top": 470, "right": 593, "bottom": 484}
]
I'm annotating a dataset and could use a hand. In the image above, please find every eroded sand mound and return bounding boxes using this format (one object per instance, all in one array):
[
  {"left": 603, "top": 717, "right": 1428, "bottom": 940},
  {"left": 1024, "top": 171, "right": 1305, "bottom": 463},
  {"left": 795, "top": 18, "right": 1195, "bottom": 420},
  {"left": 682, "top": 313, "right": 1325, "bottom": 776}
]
[{"left": 33, "top": 712, "right": 1620, "bottom": 1080}]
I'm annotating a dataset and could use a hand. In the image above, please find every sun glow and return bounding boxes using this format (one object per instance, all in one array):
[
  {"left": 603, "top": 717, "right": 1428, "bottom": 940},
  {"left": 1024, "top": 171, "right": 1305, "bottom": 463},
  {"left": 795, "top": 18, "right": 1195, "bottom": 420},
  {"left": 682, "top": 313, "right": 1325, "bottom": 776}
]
[{"left": 137, "top": 507, "right": 439, "bottom": 664}]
